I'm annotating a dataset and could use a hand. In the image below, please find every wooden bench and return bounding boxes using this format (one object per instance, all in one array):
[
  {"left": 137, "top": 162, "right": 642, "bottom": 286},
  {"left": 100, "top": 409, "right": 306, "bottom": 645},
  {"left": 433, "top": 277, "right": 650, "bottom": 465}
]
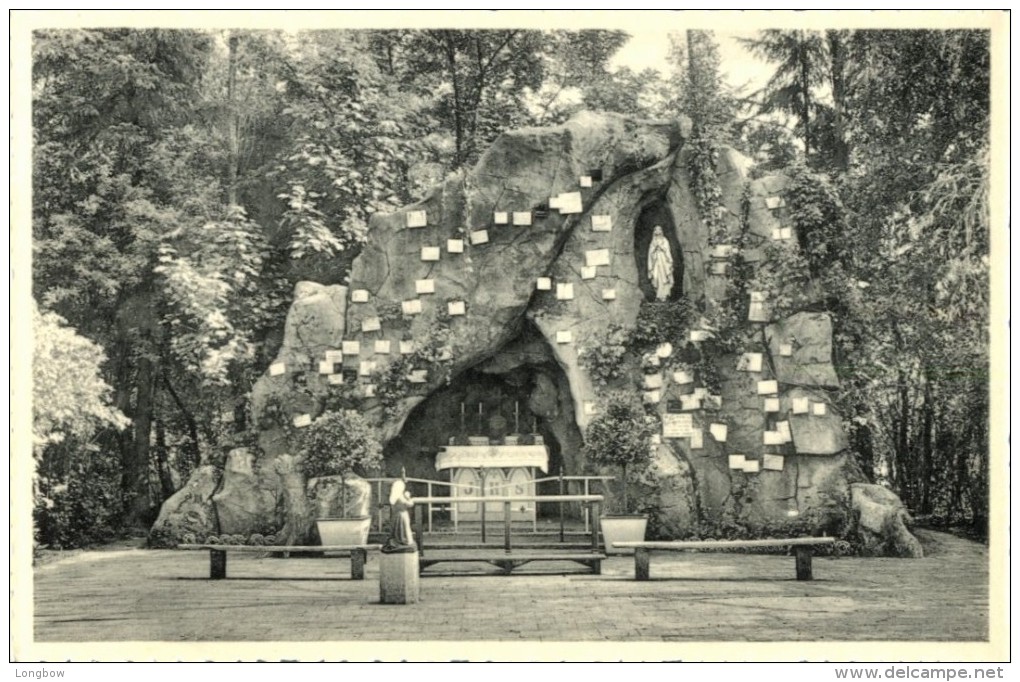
[
  {"left": 418, "top": 551, "right": 605, "bottom": 575},
  {"left": 613, "top": 537, "right": 836, "bottom": 581},
  {"left": 178, "top": 544, "right": 382, "bottom": 580}
]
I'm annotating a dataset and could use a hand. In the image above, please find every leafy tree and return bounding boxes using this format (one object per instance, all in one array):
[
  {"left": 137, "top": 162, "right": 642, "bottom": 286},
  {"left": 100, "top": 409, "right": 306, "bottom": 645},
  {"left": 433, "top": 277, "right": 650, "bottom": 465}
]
[
  {"left": 273, "top": 31, "right": 422, "bottom": 265},
  {"left": 741, "top": 121, "right": 800, "bottom": 174},
  {"left": 670, "top": 30, "right": 738, "bottom": 242},
  {"left": 32, "top": 29, "right": 214, "bottom": 323},
  {"left": 155, "top": 205, "right": 288, "bottom": 385},
  {"left": 398, "top": 30, "right": 547, "bottom": 169},
  {"left": 32, "top": 303, "right": 130, "bottom": 453},
  {"left": 736, "top": 28, "right": 991, "bottom": 535},
  {"left": 743, "top": 29, "right": 991, "bottom": 533},
  {"left": 671, "top": 30, "right": 736, "bottom": 137},
  {"left": 32, "top": 28, "right": 221, "bottom": 525},
  {"left": 32, "top": 303, "right": 130, "bottom": 548},
  {"left": 528, "top": 30, "right": 632, "bottom": 123},
  {"left": 206, "top": 30, "right": 295, "bottom": 215},
  {"left": 359, "top": 29, "right": 639, "bottom": 168},
  {"left": 583, "top": 392, "right": 655, "bottom": 514},
  {"left": 294, "top": 410, "right": 384, "bottom": 514},
  {"left": 739, "top": 30, "right": 829, "bottom": 161},
  {"left": 579, "top": 66, "right": 671, "bottom": 119}
]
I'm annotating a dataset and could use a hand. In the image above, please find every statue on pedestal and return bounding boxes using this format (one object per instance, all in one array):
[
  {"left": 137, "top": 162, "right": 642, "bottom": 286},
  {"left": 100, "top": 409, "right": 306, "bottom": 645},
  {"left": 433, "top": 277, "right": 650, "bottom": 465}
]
[
  {"left": 647, "top": 225, "right": 674, "bottom": 301},
  {"left": 382, "top": 475, "right": 416, "bottom": 554}
]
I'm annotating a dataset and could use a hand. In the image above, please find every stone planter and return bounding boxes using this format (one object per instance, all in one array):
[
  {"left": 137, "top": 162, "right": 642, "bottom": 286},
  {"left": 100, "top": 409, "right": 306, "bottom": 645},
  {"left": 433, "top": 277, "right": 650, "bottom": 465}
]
[
  {"left": 600, "top": 515, "right": 648, "bottom": 555},
  {"left": 316, "top": 516, "right": 372, "bottom": 546}
]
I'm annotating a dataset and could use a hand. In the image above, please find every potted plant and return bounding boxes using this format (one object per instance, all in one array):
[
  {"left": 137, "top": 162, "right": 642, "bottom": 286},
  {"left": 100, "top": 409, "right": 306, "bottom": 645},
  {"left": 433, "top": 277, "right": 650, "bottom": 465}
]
[
  {"left": 293, "top": 409, "right": 384, "bottom": 546},
  {"left": 583, "top": 392, "right": 654, "bottom": 555}
]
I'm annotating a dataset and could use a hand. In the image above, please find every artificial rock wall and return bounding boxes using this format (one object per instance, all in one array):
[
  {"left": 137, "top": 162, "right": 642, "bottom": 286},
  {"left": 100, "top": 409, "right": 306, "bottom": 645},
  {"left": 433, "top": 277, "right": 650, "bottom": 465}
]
[{"left": 153, "top": 111, "right": 919, "bottom": 554}]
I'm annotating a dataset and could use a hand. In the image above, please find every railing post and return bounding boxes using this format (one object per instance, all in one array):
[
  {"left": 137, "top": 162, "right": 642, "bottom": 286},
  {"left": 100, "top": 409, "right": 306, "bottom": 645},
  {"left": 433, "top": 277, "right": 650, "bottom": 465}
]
[
  {"left": 532, "top": 468, "right": 538, "bottom": 534},
  {"left": 375, "top": 480, "right": 383, "bottom": 533},
  {"left": 479, "top": 469, "right": 487, "bottom": 544},
  {"left": 504, "top": 501, "right": 512, "bottom": 554},
  {"left": 558, "top": 467, "right": 565, "bottom": 543},
  {"left": 591, "top": 500, "right": 601, "bottom": 552},
  {"left": 414, "top": 503, "right": 425, "bottom": 557},
  {"left": 583, "top": 479, "right": 591, "bottom": 534},
  {"left": 452, "top": 476, "right": 459, "bottom": 534},
  {"left": 427, "top": 481, "right": 433, "bottom": 534}
]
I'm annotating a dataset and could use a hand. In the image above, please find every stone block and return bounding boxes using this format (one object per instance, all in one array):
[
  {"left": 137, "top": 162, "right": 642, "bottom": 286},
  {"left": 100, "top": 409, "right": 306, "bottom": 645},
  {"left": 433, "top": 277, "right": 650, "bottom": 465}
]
[
  {"left": 784, "top": 386, "right": 849, "bottom": 455},
  {"left": 149, "top": 464, "right": 220, "bottom": 541},
  {"left": 212, "top": 447, "right": 280, "bottom": 536},
  {"left": 767, "top": 312, "right": 840, "bottom": 388},
  {"left": 851, "top": 483, "right": 924, "bottom": 558},
  {"left": 380, "top": 552, "right": 420, "bottom": 604}
]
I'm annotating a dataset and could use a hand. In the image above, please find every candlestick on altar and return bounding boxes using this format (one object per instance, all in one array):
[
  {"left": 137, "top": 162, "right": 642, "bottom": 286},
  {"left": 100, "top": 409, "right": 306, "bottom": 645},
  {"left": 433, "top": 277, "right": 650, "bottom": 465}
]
[
  {"left": 514, "top": 401, "right": 520, "bottom": 433},
  {"left": 460, "top": 403, "right": 465, "bottom": 432}
]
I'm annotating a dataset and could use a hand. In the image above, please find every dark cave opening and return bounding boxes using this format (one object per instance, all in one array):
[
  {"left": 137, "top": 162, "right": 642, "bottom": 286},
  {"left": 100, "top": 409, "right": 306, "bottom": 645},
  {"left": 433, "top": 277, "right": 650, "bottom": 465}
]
[{"left": 382, "top": 321, "right": 587, "bottom": 520}]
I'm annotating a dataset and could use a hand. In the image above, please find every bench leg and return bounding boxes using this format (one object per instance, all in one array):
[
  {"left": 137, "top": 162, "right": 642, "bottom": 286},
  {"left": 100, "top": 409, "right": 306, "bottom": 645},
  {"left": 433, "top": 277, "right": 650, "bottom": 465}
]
[
  {"left": 351, "top": 549, "right": 366, "bottom": 580},
  {"left": 635, "top": 548, "right": 650, "bottom": 581},
  {"left": 592, "top": 559, "right": 601, "bottom": 575},
  {"left": 210, "top": 550, "right": 227, "bottom": 579},
  {"left": 795, "top": 546, "right": 813, "bottom": 581}
]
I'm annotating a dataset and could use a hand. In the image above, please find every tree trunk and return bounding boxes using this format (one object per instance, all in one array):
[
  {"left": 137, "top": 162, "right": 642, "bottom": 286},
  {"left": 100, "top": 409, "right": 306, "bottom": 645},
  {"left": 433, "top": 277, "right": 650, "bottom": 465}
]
[
  {"left": 226, "top": 31, "right": 239, "bottom": 206},
  {"left": 442, "top": 33, "right": 465, "bottom": 170},
  {"left": 162, "top": 374, "right": 202, "bottom": 468},
  {"left": 233, "top": 396, "right": 247, "bottom": 434},
  {"left": 154, "top": 417, "right": 176, "bottom": 500},
  {"left": 687, "top": 31, "right": 700, "bottom": 131},
  {"left": 799, "top": 35, "right": 812, "bottom": 160},
  {"left": 895, "top": 368, "right": 911, "bottom": 506},
  {"left": 826, "top": 29, "right": 850, "bottom": 170},
  {"left": 851, "top": 404, "right": 875, "bottom": 480},
  {"left": 385, "top": 38, "right": 395, "bottom": 75},
  {"left": 919, "top": 369, "right": 934, "bottom": 515},
  {"left": 124, "top": 354, "right": 156, "bottom": 526}
]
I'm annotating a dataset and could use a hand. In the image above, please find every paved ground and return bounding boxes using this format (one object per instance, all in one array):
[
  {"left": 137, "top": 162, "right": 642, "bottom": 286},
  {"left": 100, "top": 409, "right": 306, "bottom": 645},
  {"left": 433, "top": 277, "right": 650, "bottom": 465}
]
[{"left": 31, "top": 530, "right": 988, "bottom": 644}]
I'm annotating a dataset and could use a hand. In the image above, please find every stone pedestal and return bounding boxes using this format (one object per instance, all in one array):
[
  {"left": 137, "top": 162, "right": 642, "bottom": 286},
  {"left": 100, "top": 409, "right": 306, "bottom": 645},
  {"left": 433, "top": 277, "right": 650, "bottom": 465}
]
[{"left": 379, "top": 552, "right": 420, "bottom": 604}]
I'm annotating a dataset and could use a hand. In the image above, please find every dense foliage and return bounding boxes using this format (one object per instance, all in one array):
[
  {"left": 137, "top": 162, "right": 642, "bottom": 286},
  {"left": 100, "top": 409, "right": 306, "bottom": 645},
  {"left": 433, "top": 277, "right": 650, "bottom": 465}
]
[
  {"left": 33, "top": 304, "right": 130, "bottom": 548},
  {"left": 583, "top": 392, "right": 656, "bottom": 514},
  {"left": 742, "top": 29, "right": 992, "bottom": 536},
  {"left": 293, "top": 410, "right": 384, "bottom": 480},
  {"left": 32, "top": 304, "right": 130, "bottom": 452}
]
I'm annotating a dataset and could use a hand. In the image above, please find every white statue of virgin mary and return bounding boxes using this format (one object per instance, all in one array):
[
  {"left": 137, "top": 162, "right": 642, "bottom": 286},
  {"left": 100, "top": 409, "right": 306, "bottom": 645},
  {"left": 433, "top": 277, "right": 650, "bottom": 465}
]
[
  {"left": 382, "top": 477, "right": 416, "bottom": 553},
  {"left": 647, "top": 225, "right": 674, "bottom": 301}
]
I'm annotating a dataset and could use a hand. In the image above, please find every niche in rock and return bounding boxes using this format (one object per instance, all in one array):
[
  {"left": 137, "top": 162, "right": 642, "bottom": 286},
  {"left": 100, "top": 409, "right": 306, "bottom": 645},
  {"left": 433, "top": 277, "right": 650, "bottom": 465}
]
[
  {"left": 634, "top": 201, "right": 684, "bottom": 302},
  {"left": 382, "top": 323, "right": 585, "bottom": 517}
]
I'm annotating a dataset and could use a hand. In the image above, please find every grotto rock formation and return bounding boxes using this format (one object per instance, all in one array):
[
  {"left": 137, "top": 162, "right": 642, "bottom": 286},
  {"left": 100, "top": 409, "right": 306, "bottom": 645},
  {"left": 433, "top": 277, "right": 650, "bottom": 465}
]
[{"left": 152, "top": 111, "right": 919, "bottom": 553}]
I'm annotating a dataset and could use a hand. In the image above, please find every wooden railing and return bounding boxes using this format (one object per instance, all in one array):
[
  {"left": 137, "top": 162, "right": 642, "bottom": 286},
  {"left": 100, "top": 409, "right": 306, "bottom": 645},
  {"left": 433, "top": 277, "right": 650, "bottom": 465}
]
[
  {"left": 365, "top": 473, "right": 613, "bottom": 537},
  {"left": 532, "top": 475, "right": 614, "bottom": 539}
]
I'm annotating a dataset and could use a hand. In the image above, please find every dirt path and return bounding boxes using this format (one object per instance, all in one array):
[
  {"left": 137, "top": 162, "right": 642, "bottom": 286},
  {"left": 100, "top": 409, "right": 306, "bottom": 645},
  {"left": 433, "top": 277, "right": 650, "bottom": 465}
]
[{"left": 30, "top": 529, "right": 988, "bottom": 643}]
